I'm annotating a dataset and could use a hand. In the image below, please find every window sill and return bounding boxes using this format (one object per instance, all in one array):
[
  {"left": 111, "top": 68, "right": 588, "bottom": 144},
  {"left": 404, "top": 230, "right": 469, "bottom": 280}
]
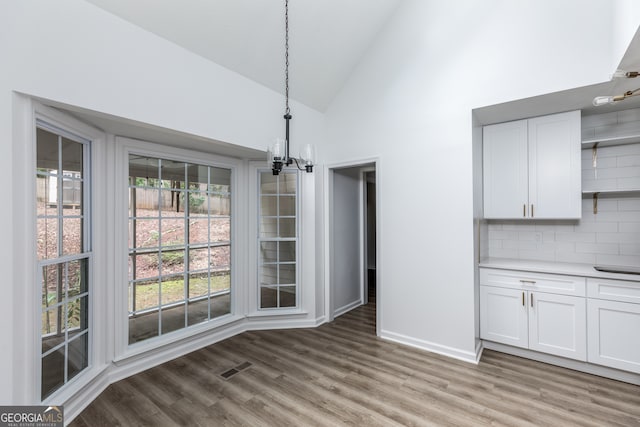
[{"left": 246, "top": 309, "right": 309, "bottom": 318}]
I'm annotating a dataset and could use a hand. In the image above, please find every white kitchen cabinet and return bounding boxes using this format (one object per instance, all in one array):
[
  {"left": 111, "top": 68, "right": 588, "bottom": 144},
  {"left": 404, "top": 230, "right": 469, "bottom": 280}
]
[
  {"left": 483, "top": 110, "right": 581, "bottom": 219},
  {"left": 480, "top": 286, "right": 528, "bottom": 349},
  {"left": 587, "top": 277, "right": 640, "bottom": 374},
  {"left": 480, "top": 267, "right": 587, "bottom": 361}
]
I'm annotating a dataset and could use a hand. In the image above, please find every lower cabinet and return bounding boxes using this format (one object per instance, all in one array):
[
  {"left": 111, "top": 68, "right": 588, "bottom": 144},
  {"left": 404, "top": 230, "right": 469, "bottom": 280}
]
[
  {"left": 480, "top": 285, "right": 587, "bottom": 361},
  {"left": 587, "top": 297, "right": 640, "bottom": 374}
]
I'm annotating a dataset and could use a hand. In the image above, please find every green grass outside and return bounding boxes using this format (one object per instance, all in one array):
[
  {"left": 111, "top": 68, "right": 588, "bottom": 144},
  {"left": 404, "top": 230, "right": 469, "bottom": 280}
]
[{"left": 133, "top": 273, "right": 230, "bottom": 311}]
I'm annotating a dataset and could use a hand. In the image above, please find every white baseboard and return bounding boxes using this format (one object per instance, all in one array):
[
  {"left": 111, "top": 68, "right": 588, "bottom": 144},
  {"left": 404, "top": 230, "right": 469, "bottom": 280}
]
[
  {"left": 483, "top": 341, "right": 640, "bottom": 386},
  {"left": 380, "top": 330, "right": 480, "bottom": 364},
  {"left": 333, "top": 299, "right": 362, "bottom": 318},
  {"left": 63, "top": 367, "right": 111, "bottom": 425},
  {"left": 246, "top": 316, "right": 325, "bottom": 331}
]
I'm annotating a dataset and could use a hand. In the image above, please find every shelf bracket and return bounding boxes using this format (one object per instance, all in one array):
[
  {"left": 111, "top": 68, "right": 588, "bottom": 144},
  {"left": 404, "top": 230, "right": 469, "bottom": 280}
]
[
  {"left": 592, "top": 142, "right": 598, "bottom": 169},
  {"left": 593, "top": 192, "right": 599, "bottom": 215}
]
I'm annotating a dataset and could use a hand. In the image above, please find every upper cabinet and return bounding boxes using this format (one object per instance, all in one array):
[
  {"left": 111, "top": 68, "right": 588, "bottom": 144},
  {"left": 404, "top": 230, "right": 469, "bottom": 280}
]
[{"left": 483, "top": 111, "right": 581, "bottom": 219}]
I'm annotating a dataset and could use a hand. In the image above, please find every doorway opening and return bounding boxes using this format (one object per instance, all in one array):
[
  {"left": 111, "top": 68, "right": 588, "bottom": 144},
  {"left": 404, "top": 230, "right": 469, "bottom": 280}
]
[{"left": 326, "top": 161, "right": 379, "bottom": 336}]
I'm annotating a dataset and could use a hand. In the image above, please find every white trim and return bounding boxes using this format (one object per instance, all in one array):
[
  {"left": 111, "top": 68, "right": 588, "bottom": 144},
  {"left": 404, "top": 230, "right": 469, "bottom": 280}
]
[
  {"left": 333, "top": 300, "right": 363, "bottom": 318},
  {"left": 483, "top": 341, "right": 640, "bottom": 385},
  {"left": 380, "top": 329, "right": 481, "bottom": 364}
]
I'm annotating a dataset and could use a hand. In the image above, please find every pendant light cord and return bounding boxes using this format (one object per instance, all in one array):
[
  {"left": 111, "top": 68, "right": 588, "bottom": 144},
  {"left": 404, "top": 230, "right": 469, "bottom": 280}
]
[{"left": 285, "top": 0, "right": 290, "bottom": 115}]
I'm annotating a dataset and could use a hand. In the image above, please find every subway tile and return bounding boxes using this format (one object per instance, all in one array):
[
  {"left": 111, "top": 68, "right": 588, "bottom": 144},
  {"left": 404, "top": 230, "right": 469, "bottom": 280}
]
[
  {"left": 502, "top": 223, "right": 536, "bottom": 231},
  {"left": 518, "top": 231, "right": 537, "bottom": 241},
  {"left": 489, "top": 248, "right": 518, "bottom": 259},
  {"left": 488, "top": 230, "right": 518, "bottom": 240},
  {"left": 575, "top": 242, "right": 619, "bottom": 254},
  {"left": 518, "top": 250, "right": 556, "bottom": 262},
  {"left": 575, "top": 221, "right": 618, "bottom": 233},
  {"left": 597, "top": 232, "right": 640, "bottom": 243},
  {"left": 617, "top": 109, "right": 640, "bottom": 124},
  {"left": 595, "top": 254, "right": 640, "bottom": 267},
  {"left": 582, "top": 178, "right": 617, "bottom": 192},
  {"left": 617, "top": 177, "right": 640, "bottom": 190},
  {"left": 582, "top": 111, "right": 617, "bottom": 129},
  {"left": 556, "top": 252, "right": 596, "bottom": 264},
  {"left": 620, "top": 244, "right": 640, "bottom": 256},
  {"left": 555, "top": 232, "right": 596, "bottom": 243},
  {"left": 618, "top": 199, "right": 640, "bottom": 211},
  {"left": 487, "top": 223, "right": 503, "bottom": 231},
  {"left": 488, "top": 239, "right": 503, "bottom": 249},
  {"left": 554, "top": 242, "right": 576, "bottom": 253},
  {"left": 618, "top": 154, "right": 640, "bottom": 168},
  {"left": 620, "top": 222, "right": 640, "bottom": 232},
  {"left": 581, "top": 156, "right": 617, "bottom": 168},
  {"left": 542, "top": 231, "right": 556, "bottom": 242}
]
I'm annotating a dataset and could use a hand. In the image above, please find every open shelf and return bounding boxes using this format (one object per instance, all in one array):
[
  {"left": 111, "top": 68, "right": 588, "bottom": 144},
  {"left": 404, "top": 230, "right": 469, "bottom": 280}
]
[
  {"left": 582, "top": 134, "right": 640, "bottom": 148},
  {"left": 582, "top": 189, "right": 640, "bottom": 195}
]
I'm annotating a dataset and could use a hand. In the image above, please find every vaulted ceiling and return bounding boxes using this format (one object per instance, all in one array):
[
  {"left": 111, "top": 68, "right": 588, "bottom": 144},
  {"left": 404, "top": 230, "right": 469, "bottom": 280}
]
[{"left": 84, "top": 0, "right": 402, "bottom": 112}]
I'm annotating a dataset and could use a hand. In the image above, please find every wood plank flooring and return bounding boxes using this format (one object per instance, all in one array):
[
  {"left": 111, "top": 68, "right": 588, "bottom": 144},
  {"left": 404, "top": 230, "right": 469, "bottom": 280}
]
[{"left": 71, "top": 298, "right": 640, "bottom": 426}]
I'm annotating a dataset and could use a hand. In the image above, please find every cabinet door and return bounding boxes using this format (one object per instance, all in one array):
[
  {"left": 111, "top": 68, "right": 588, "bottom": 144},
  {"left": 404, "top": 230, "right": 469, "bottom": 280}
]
[
  {"left": 528, "top": 292, "right": 586, "bottom": 361},
  {"left": 527, "top": 111, "right": 581, "bottom": 219},
  {"left": 588, "top": 299, "right": 640, "bottom": 373},
  {"left": 483, "top": 120, "right": 528, "bottom": 219},
  {"left": 480, "top": 286, "right": 528, "bottom": 348}
]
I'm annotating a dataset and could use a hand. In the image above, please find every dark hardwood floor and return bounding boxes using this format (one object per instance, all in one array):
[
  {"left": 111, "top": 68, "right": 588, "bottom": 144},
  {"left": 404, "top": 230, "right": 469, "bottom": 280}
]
[{"left": 71, "top": 284, "right": 640, "bottom": 426}]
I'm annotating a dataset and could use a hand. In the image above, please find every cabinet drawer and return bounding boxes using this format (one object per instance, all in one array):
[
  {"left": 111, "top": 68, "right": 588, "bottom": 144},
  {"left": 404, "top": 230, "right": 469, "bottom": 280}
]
[
  {"left": 480, "top": 268, "right": 585, "bottom": 296},
  {"left": 587, "top": 277, "right": 640, "bottom": 304}
]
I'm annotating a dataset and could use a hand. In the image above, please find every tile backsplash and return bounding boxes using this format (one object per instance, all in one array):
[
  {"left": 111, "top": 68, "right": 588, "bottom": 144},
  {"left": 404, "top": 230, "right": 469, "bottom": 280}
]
[
  {"left": 487, "top": 196, "right": 640, "bottom": 266},
  {"left": 486, "top": 109, "right": 640, "bottom": 267}
]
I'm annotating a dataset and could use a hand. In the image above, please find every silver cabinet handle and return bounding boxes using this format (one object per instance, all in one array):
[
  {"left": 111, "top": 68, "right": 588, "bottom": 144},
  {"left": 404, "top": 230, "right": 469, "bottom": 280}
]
[{"left": 519, "top": 279, "right": 536, "bottom": 285}]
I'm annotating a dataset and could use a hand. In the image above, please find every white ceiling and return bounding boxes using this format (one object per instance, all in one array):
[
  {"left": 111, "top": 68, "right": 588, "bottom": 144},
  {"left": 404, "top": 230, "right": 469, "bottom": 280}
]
[{"left": 84, "top": 0, "right": 402, "bottom": 112}]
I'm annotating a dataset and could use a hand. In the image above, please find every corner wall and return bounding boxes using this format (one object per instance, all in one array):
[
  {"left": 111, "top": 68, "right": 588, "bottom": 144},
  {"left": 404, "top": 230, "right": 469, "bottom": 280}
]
[{"left": 323, "top": 0, "right": 624, "bottom": 360}]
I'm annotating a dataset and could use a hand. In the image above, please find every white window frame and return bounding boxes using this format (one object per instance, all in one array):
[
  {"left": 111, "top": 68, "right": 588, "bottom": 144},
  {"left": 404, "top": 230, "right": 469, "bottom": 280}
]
[
  {"left": 114, "top": 137, "right": 245, "bottom": 361},
  {"left": 11, "top": 100, "right": 107, "bottom": 405},
  {"left": 257, "top": 169, "right": 300, "bottom": 310}
]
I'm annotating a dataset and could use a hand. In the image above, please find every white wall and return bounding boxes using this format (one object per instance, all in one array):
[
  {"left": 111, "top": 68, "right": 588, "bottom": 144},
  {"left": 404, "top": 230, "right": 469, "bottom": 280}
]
[
  {"left": 0, "top": 0, "right": 325, "bottom": 405},
  {"left": 331, "top": 167, "right": 363, "bottom": 315},
  {"left": 323, "top": 0, "right": 630, "bottom": 360}
]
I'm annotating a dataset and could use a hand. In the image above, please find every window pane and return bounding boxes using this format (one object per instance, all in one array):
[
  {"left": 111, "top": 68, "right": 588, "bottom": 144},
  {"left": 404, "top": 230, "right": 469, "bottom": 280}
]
[
  {"left": 37, "top": 218, "right": 58, "bottom": 260},
  {"left": 260, "top": 265, "right": 277, "bottom": 286},
  {"left": 187, "top": 164, "right": 208, "bottom": 188},
  {"left": 37, "top": 176, "right": 57, "bottom": 217},
  {"left": 261, "top": 196, "right": 277, "bottom": 216},
  {"left": 187, "top": 299, "right": 209, "bottom": 326},
  {"left": 129, "top": 310, "right": 159, "bottom": 344},
  {"left": 211, "top": 217, "right": 230, "bottom": 242},
  {"left": 160, "top": 218, "right": 185, "bottom": 247},
  {"left": 161, "top": 276, "right": 185, "bottom": 306},
  {"left": 62, "top": 217, "right": 83, "bottom": 255},
  {"left": 42, "top": 306, "right": 60, "bottom": 337},
  {"left": 67, "top": 258, "right": 88, "bottom": 297},
  {"left": 212, "top": 292, "right": 231, "bottom": 318},
  {"left": 212, "top": 194, "right": 230, "bottom": 215},
  {"left": 129, "top": 155, "right": 160, "bottom": 186},
  {"left": 67, "top": 333, "right": 88, "bottom": 381},
  {"left": 42, "top": 264, "right": 60, "bottom": 309},
  {"left": 160, "top": 249, "right": 185, "bottom": 276},
  {"left": 189, "top": 248, "right": 209, "bottom": 272},
  {"left": 130, "top": 219, "right": 160, "bottom": 249},
  {"left": 279, "top": 218, "right": 296, "bottom": 238},
  {"left": 211, "top": 272, "right": 230, "bottom": 293},
  {"left": 279, "top": 196, "right": 296, "bottom": 216},
  {"left": 210, "top": 246, "right": 230, "bottom": 269},
  {"left": 133, "top": 281, "right": 160, "bottom": 312},
  {"left": 280, "top": 286, "right": 296, "bottom": 308},
  {"left": 279, "top": 264, "right": 296, "bottom": 285},
  {"left": 260, "top": 173, "right": 278, "bottom": 194},
  {"left": 259, "top": 218, "right": 278, "bottom": 238},
  {"left": 159, "top": 189, "right": 185, "bottom": 214},
  {"left": 160, "top": 160, "right": 185, "bottom": 186},
  {"left": 279, "top": 241, "right": 296, "bottom": 262},
  {"left": 61, "top": 138, "right": 83, "bottom": 176},
  {"left": 67, "top": 296, "right": 88, "bottom": 332},
  {"left": 188, "top": 218, "right": 209, "bottom": 245},
  {"left": 260, "top": 242, "right": 277, "bottom": 263},
  {"left": 188, "top": 273, "right": 209, "bottom": 299},
  {"left": 37, "top": 128, "right": 59, "bottom": 174},
  {"left": 260, "top": 286, "right": 278, "bottom": 308},
  {"left": 42, "top": 347, "right": 65, "bottom": 399},
  {"left": 161, "top": 303, "right": 186, "bottom": 335},
  {"left": 280, "top": 173, "right": 297, "bottom": 194},
  {"left": 132, "top": 253, "right": 160, "bottom": 281}
]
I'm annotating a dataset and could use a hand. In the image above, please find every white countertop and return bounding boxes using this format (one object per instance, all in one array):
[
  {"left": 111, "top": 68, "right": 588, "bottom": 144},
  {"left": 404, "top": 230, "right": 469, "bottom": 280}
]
[{"left": 479, "top": 258, "right": 640, "bottom": 282}]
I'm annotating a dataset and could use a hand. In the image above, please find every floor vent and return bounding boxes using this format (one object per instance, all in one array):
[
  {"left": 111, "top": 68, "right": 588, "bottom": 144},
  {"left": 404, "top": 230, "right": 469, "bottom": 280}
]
[{"left": 220, "top": 361, "right": 252, "bottom": 380}]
